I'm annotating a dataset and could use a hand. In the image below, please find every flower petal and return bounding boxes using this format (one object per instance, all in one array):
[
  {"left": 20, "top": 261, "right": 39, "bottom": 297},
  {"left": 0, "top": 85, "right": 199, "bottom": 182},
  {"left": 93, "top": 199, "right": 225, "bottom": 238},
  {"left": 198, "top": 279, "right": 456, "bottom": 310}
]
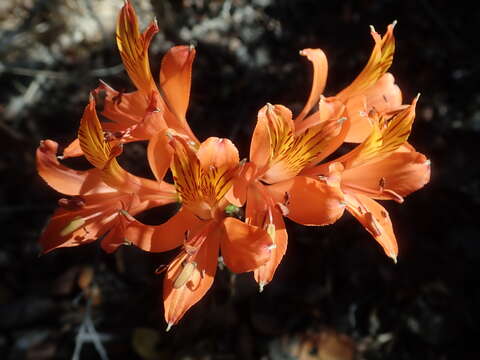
[
  {"left": 79, "top": 97, "right": 176, "bottom": 200},
  {"left": 253, "top": 208, "right": 287, "bottom": 289},
  {"left": 337, "top": 22, "right": 396, "bottom": 101},
  {"left": 123, "top": 207, "right": 202, "bottom": 252},
  {"left": 220, "top": 217, "right": 272, "bottom": 273},
  {"left": 343, "top": 95, "right": 418, "bottom": 169},
  {"left": 197, "top": 137, "right": 239, "bottom": 170},
  {"left": 267, "top": 175, "right": 345, "bottom": 226},
  {"left": 296, "top": 48, "right": 328, "bottom": 122},
  {"left": 344, "top": 193, "right": 398, "bottom": 261},
  {"left": 116, "top": 0, "right": 158, "bottom": 95},
  {"left": 36, "top": 139, "right": 113, "bottom": 196},
  {"left": 147, "top": 129, "right": 173, "bottom": 182},
  {"left": 159, "top": 45, "right": 198, "bottom": 142},
  {"left": 342, "top": 150, "right": 431, "bottom": 201},
  {"left": 344, "top": 73, "right": 403, "bottom": 143},
  {"left": 39, "top": 192, "right": 122, "bottom": 253},
  {"left": 163, "top": 221, "right": 219, "bottom": 327},
  {"left": 62, "top": 138, "right": 83, "bottom": 159}
]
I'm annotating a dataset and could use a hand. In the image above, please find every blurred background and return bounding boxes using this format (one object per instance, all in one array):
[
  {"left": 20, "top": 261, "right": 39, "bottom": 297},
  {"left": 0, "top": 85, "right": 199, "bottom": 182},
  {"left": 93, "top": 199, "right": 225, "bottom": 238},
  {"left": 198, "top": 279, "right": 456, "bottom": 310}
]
[{"left": 1, "top": 0, "right": 479, "bottom": 359}]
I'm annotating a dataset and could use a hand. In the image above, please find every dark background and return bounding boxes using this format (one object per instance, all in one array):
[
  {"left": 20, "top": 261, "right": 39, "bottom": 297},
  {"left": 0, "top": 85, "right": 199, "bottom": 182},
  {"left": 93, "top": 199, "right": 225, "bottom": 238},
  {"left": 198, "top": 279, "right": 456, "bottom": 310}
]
[{"left": 1, "top": 0, "right": 479, "bottom": 359}]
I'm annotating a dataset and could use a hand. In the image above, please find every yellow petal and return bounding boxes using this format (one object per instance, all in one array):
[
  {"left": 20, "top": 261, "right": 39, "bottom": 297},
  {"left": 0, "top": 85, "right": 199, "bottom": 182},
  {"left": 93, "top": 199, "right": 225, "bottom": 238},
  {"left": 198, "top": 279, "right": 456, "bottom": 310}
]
[{"left": 337, "top": 22, "right": 396, "bottom": 101}]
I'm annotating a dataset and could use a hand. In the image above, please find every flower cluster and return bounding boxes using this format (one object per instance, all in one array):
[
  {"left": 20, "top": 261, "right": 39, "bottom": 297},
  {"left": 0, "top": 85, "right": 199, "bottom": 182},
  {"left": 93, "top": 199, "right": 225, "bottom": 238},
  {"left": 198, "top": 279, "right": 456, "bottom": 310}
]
[{"left": 37, "top": 1, "right": 430, "bottom": 330}]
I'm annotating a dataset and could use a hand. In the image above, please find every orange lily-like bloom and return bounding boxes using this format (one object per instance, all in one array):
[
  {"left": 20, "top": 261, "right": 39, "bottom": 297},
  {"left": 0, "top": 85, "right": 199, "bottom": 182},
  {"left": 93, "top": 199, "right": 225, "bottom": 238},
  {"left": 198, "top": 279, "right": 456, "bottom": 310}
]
[
  {"left": 37, "top": 98, "right": 177, "bottom": 253},
  {"left": 229, "top": 103, "right": 347, "bottom": 290},
  {"left": 300, "top": 97, "right": 431, "bottom": 261},
  {"left": 63, "top": 0, "right": 198, "bottom": 159},
  {"left": 122, "top": 131, "right": 273, "bottom": 329}
]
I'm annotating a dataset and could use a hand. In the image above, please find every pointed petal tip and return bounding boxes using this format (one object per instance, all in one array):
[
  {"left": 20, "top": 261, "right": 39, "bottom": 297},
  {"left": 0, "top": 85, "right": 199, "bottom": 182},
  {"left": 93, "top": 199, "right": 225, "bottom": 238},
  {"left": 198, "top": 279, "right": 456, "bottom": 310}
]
[
  {"left": 391, "top": 254, "right": 398, "bottom": 264},
  {"left": 392, "top": 19, "right": 398, "bottom": 28},
  {"left": 259, "top": 281, "right": 266, "bottom": 293},
  {"left": 369, "top": 24, "right": 376, "bottom": 33},
  {"left": 166, "top": 322, "right": 174, "bottom": 332}
]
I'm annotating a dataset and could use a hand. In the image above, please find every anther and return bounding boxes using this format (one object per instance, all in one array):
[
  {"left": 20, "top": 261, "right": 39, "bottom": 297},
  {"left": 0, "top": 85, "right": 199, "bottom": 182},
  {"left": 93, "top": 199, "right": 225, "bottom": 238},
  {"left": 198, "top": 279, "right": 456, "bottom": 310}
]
[
  {"left": 173, "top": 261, "right": 197, "bottom": 289},
  {"left": 60, "top": 216, "right": 86, "bottom": 237}
]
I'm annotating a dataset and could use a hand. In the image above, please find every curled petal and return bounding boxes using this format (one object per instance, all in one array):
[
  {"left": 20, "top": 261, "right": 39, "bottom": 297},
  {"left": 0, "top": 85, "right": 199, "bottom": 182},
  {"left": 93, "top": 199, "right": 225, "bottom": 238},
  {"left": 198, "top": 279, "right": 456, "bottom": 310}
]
[
  {"left": 342, "top": 150, "right": 431, "bottom": 201},
  {"left": 163, "top": 221, "right": 219, "bottom": 327},
  {"left": 220, "top": 217, "right": 272, "bottom": 273},
  {"left": 36, "top": 139, "right": 113, "bottom": 196},
  {"left": 337, "top": 22, "right": 396, "bottom": 101},
  {"left": 296, "top": 48, "right": 328, "bottom": 123},
  {"left": 116, "top": 0, "right": 158, "bottom": 94},
  {"left": 160, "top": 45, "right": 198, "bottom": 142},
  {"left": 267, "top": 175, "right": 345, "bottom": 226},
  {"left": 344, "top": 193, "right": 398, "bottom": 262},
  {"left": 123, "top": 207, "right": 202, "bottom": 252}
]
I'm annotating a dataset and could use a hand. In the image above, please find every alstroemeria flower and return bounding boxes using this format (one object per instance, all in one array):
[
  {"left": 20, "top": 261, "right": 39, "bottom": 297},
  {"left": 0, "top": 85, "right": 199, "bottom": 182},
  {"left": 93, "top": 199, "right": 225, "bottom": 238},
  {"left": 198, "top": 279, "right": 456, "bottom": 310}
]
[
  {"left": 301, "top": 97, "right": 431, "bottom": 261},
  {"left": 37, "top": 98, "right": 177, "bottom": 253},
  {"left": 124, "top": 132, "right": 272, "bottom": 329},
  {"left": 229, "top": 103, "right": 347, "bottom": 290},
  {"left": 295, "top": 22, "right": 403, "bottom": 143},
  {"left": 63, "top": 0, "right": 198, "bottom": 158}
]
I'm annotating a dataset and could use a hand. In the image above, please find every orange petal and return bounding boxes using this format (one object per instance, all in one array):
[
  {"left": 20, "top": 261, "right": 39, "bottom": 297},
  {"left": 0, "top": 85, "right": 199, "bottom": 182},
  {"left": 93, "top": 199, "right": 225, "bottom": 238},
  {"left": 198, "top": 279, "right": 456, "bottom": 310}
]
[
  {"left": 220, "top": 217, "right": 272, "bottom": 273},
  {"left": 197, "top": 137, "right": 239, "bottom": 170},
  {"left": 79, "top": 97, "right": 176, "bottom": 200},
  {"left": 267, "top": 175, "right": 345, "bottom": 226},
  {"left": 250, "top": 105, "right": 272, "bottom": 171},
  {"left": 36, "top": 139, "right": 113, "bottom": 196},
  {"left": 296, "top": 48, "right": 328, "bottom": 123},
  {"left": 337, "top": 22, "right": 396, "bottom": 101},
  {"left": 96, "top": 81, "right": 147, "bottom": 127},
  {"left": 39, "top": 192, "right": 122, "bottom": 253},
  {"left": 116, "top": 1, "right": 158, "bottom": 94},
  {"left": 253, "top": 208, "right": 288, "bottom": 289},
  {"left": 123, "top": 207, "right": 202, "bottom": 252},
  {"left": 342, "top": 150, "right": 431, "bottom": 201},
  {"left": 343, "top": 96, "right": 419, "bottom": 169},
  {"left": 225, "top": 162, "right": 257, "bottom": 207},
  {"left": 163, "top": 221, "right": 219, "bottom": 327},
  {"left": 147, "top": 128, "right": 174, "bottom": 182},
  {"left": 62, "top": 138, "right": 83, "bottom": 159},
  {"left": 344, "top": 193, "right": 398, "bottom": 261},
  {"left": 159, "top": 45, "right": 198, "bottom": 142},
  {"left": 344, "top": 73, "right": 403, "bottom": 143}
]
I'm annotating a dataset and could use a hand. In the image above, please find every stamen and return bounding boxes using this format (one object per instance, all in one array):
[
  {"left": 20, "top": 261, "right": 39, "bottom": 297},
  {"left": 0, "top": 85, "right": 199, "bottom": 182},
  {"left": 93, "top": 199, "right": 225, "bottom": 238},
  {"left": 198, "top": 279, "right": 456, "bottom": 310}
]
[
  {"left": 173, "top": 261, "right": 197, "bottom": 289},
  {"left": 60, "top": 216, "right": 86, "bottom": 237}
]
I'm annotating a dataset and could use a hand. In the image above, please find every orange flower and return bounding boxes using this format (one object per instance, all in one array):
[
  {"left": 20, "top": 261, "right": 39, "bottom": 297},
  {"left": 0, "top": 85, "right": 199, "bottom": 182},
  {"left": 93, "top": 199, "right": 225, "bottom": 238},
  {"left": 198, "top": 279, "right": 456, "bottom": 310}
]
[
  {"left": 63, "top": 0, "right": 198, "bottom": 158},
  {"left": 229, "top": 103, "right": 347, "bottom": 290},
  {"left": 37, "top": 98, "right": 177, "bottom": 253},
  {"left": 301, "top": 97, "right": 431, "bottom": 261},
  {"left": 295, "top": 22, "right": 403, "bottom": 143},
  {"left": 124, "top": 132, "right": 273, "bottom": 329}
]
